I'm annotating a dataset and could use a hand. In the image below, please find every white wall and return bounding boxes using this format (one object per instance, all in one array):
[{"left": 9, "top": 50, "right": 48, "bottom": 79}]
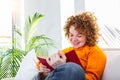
[
  {"left": 74, "top": 0, "right": 85, "bottom": 13},
  {"left": 24, "top": 0, "right": 62, "bottom": 49}
]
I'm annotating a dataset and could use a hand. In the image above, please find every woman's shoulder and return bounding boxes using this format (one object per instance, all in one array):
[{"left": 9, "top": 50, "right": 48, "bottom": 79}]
[
  {"left": 89, "top": 45, "right": 103, "bottom": 51},
  {"left": 89, "top": 45, "right": 106, "bottom": 57},
  {"left": 62, "top": 47, "right": 74, "bottom": 53}
]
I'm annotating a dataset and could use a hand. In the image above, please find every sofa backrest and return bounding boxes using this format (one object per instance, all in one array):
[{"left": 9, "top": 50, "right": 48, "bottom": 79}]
[{"left": 102, "top": 49, "right": 120, "bottom": 80}]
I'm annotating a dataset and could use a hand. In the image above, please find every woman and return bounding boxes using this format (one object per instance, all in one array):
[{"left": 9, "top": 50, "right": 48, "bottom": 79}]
[{"left": 36, "top": 11, "right": 106, "bottom": 80}]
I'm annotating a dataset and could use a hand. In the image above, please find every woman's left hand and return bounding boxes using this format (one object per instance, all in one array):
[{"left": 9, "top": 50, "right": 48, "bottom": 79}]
[{"left": 46, "top": 50, "right": 66, "bottom": 69}]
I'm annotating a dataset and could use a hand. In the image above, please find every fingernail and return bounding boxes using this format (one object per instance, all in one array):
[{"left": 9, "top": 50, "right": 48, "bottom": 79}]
[
  {"left": 60, "top": 56, "right": 62, "bottom": 58},
  {"left": 48, "top": 57, "right": 51, "bottom": 61}
]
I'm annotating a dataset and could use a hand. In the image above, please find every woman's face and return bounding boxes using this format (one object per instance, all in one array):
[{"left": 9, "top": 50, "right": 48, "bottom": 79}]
[{"left": 69, "top": 26, "right": 86, "bottom": 48}]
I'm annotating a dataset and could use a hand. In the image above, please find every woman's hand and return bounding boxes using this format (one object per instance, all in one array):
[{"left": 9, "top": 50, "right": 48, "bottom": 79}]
[
  {"left": 46, "top": 50, "right": 67, "bottom": 69},
  {"left": 39, "top": 63, "right": 51, "bottom": 73},
  {"left": 39, "top": 63, "right": 50, "bottom": 79}
]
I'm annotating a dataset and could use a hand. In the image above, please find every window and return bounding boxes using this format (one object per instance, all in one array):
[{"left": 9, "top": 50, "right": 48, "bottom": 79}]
[
  {"left": 0, "top": 0, "right": 24, "bottom": 49},
  {"left": 0, "top": 0, "right": 12, "bottom": 48},
  {"left": 85, "top": 0, "right": 120, "bottom": 49}
]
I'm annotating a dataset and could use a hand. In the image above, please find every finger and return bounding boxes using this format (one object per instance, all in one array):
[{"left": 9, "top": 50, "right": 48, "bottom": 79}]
[
  {"left": 40, "top": 64, "right": 45, "bottom": 72},
  {"left": 46, "top": 54, "right": 59, "bottom": 69},
  {"left": 46, "top": 56, "right": 54, "bottom": 67},
  {"left": 40, "top": 63, "right": 51, "bottom": 73},
  {"left": 46, "top": 57, "right": 51, "bottom": 64},
  {"left": 58, "top": 50, "right": 66, "bottom": 60},
  {"left": 50, "top": 54, "right": 59, "bottom": 63},
  {"left": 41, "top": 63, "right": 47, "bottom": 68},
  {"left": 43, "top": 68, "right": 51, "bottom": 73},
  {"left": 51, "top": 54, "right": 64, "bottom": 68},
  {"left": 56, "top": 53, "right": 61, "bottom": 59}
]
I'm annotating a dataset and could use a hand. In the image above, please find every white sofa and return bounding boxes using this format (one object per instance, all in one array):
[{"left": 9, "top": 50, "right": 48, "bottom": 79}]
[
  {"left": 2, "top": 49, "right": 120, "bottom": 80},
  {"left": 102, "top": 49, "right": 120, "bottom": 80}
]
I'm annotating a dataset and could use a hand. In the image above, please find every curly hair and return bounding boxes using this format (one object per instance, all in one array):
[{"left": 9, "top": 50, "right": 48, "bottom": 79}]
[{"left": 64, "top": 12, "right": 100, "bottom": 46}]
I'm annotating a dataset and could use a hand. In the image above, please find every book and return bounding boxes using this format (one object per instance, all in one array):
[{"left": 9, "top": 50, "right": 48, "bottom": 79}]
[
  {"left": 37, "top": 57, "right": 54, "bottom": 71},
  {"left": 37, "top": 50, "right": 81, "bottom": 71}
]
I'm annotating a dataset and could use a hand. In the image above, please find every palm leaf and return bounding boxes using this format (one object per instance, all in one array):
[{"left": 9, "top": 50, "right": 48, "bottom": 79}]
[
  {"left": 25, "top": 35, "right": 57, "bottom": 56},
  {"left": 24, "top": 13, "right": 44, "bottom": 48},
  {"left": 0, "top": 49, "right": 25, "bottom": 79}
]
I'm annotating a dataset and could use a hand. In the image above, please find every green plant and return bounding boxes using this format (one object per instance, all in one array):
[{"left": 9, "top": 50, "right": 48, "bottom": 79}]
[
  {"left": 23, "top": 13, "right": 56, "bottom": 56},
  {"left": 0, "top": 12, "right": 56, "bottom": 79},
  {"left": 0, "top": 48, "right": 25, "bottom": 79}
]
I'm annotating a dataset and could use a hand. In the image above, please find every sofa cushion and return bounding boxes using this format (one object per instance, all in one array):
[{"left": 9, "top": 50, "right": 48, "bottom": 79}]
[
  {"left": 14, "top": 49, "right": 39, "bottom": 80},
  {"left": 102, "top": 51, "right": 120, "bottom": 80},
  {"left": 1, "top": 78, "right": 14, "bottom": 80}
]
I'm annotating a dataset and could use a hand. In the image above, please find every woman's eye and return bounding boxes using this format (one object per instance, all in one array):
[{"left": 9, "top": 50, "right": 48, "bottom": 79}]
[
  {"left": 70, "top": 34, "right": 73, "bottom": 37},
  {"left": 78, "top": 36, "right": 81, "bottom": 37}
]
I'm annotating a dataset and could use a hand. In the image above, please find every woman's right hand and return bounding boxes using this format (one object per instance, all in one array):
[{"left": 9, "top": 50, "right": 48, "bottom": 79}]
[{"left": 46, "top": 50, "right": 66, "bottom": 69}]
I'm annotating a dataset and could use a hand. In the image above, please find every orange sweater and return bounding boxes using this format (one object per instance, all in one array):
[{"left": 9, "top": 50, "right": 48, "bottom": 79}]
[
  {"left": 37, "top": 45, "right": 106, "bottom": 80},
  {"left": 62, "top": 45, "right": 106, "bottom": 80}
]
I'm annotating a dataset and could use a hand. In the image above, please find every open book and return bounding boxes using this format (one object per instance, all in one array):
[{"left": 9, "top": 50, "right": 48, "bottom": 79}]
[{"left": 37, "top": 50, "right": 81, "bottom": 71}]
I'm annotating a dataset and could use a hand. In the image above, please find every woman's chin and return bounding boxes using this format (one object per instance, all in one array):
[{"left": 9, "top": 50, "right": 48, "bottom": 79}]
[{"left": 73, "top": 45, "right": 79, "bottom": 48}]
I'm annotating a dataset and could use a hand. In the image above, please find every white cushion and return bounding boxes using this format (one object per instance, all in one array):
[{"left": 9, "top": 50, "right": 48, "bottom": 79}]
[
  {"left": 1, "top": 78, "right": 14, "bottom": 80},
  {"left": 14, "top": 49, "right": 39, "bottom": 80},
  {"left": 102, "top": 52, "right": 120, "bottom": 80}
]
